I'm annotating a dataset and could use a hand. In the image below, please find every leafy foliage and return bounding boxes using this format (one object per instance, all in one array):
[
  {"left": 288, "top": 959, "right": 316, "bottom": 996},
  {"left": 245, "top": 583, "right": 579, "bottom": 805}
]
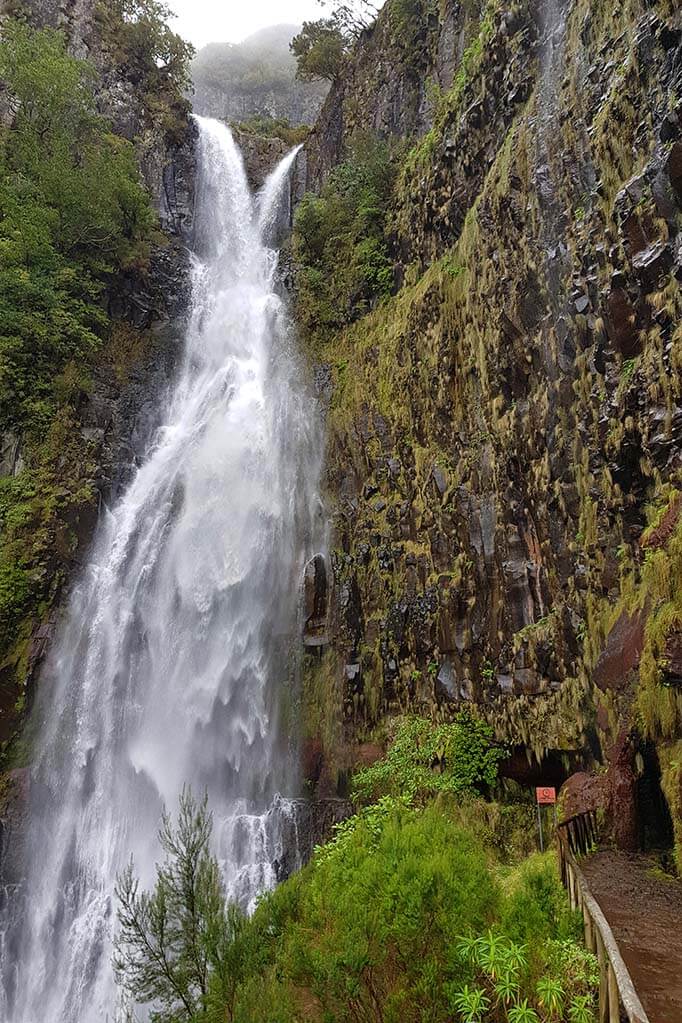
[
  {"left": 450, "top": 926, "right": 598, "bottom": 1023},
  {"left": 0, "top": 18, "right": 167, "bottom": 748},
  {"left": 116, "top": 789, "right": 597, "bottom": 1023},
  {"left": 293, "top": 133, "right": 397, "bottom": 343},
  {"left": 115, "top": 789, "right": 260, "bottom": 1023},
  {"left": 351, "top": 712, "right": 506, "bottom": 805},
  {"left": 97, "top": 0, "right": 193, "bottom": 94},
  {"left": 0, "top": 20, "right": 154, "bottom": 429},
  {"left": 291, "top": 18, "right": 348, "bottom": 81}
]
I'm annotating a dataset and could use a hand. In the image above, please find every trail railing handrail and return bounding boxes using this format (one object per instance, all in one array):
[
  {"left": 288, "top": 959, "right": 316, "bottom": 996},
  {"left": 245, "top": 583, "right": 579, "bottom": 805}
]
[{"left": 557, "top": 814, "right": 650, "bottom": 1023}]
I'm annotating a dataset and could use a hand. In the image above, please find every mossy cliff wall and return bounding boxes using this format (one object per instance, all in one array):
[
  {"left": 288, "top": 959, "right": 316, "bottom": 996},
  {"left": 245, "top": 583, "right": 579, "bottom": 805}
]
[{"left": 297, "top": 0, "right": 682, "bottom": 855}]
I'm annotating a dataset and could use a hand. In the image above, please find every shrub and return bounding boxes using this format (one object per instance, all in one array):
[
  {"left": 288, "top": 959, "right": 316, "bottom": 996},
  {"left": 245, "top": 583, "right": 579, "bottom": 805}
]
[
  {"left": 351, "top": 712, "right": 506, "bottom": 806},
  {"left": 116, "top": 792, "right": 597, "bottom": 1023},
  {"left": 293, "top": 133, "right": 397, "bottom": 344}
]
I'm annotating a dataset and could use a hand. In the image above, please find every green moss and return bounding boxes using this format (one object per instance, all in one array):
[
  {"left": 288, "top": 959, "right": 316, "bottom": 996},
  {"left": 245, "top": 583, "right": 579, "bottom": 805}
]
[{"left": 233, "top": 115, "right": 309, "bottom": 146}]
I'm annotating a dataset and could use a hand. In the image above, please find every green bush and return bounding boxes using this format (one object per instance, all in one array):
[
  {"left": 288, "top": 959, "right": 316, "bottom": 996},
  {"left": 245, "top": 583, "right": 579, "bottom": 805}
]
[
  {"left": 293, "top": 133, "right": 397, "bottom": 345},
  {"left": 116, "top": 791, "right": 598, "bottom": 1023},
  {"left": 351, "top": 712, "right": 506, "bottom": 806}
]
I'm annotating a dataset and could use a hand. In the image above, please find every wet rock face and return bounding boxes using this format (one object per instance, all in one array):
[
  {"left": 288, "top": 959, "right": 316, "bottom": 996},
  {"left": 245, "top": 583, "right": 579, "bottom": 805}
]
[
  {"left": 297, "top": 0, "right": 682, "bottom": 787},
  {"left": 303, "top": 554, "right": 329, "bottom": 648},
  {"left": 231, "top": 128, "right": 293, "bottom": 191}
]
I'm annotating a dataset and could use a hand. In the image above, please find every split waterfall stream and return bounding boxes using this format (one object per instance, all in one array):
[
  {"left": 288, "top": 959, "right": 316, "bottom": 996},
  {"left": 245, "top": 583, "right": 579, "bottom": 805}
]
[{"left": 0, "top": 117, "right": 322, "bottom": 1022}]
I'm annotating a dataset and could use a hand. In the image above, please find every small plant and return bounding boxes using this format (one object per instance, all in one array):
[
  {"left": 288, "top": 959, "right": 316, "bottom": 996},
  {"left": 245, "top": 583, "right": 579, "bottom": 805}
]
[
  {"left": 450, "top": 983, "right": 490, "bottom": 1022},
  {"left": 536, "top": 975, "right": 565, "bottom": 1017},
  {"left": 451, "top": 931, "right": 597, "bottom": 1023},
  {"left": 481, "top": 660, "right": 495, "bottom": 683},
  {"left": 508, "top": 1000, "right": 540, "bottom": 1023},
  {"left": 568, "top": 994, "right": 595, "bottom": 1023},
  {"left": 620, "top": 357, "right": 638, "bottom": 385}
]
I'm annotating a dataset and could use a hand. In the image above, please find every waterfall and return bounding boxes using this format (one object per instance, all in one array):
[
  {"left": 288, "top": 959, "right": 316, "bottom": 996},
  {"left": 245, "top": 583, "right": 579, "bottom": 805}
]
[{"left": 0, "top": 117, "right": 322, "bottom": 1022}]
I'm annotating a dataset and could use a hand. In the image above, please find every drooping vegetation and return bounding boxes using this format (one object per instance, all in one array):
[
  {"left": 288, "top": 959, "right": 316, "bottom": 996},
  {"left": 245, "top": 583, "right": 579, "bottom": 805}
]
[
  {"left": 115, "top": 730, "right": 598, "bottom": 1023},
  {"left": 351, "top": 712, "right": 505, "bottom": 805}
]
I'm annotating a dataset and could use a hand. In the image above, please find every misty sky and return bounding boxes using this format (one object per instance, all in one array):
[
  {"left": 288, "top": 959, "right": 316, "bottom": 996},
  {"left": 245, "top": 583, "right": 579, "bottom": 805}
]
[{"left": 167, "top": 0, "right": 325, "bottom": 47}]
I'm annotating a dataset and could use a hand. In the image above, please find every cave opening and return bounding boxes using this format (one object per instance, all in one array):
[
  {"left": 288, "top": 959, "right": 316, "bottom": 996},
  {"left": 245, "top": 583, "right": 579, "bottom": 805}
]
[{"left": 637, "top": 741, "right": 675, "bottom": 863}]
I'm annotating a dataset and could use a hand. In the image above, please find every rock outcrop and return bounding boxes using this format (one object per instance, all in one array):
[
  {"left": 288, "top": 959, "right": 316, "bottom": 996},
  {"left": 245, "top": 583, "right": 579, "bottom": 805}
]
[{"left": 297, "top": 0, "right": 682, "bottom": 859}]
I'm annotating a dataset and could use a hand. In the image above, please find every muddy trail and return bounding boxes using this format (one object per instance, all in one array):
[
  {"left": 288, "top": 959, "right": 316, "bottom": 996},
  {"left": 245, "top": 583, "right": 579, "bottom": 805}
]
[{"left": 580, "top": 850, "right": 682, "bottom": 1023}]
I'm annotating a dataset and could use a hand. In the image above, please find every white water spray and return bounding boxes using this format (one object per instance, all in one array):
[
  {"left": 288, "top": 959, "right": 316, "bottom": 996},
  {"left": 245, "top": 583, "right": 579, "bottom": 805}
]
[{"left": 0, "top": 118, "right": 321, "bottom": 1022}]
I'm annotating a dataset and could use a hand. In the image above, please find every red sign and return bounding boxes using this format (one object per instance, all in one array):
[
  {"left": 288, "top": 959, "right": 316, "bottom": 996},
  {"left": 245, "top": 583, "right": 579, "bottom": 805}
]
[{"left": 536, "top": 786, "right": 557, "bottom": 805}]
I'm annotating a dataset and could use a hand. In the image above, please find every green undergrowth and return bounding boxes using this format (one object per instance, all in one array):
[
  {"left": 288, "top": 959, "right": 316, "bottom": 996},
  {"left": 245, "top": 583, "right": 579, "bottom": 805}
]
[
  {"left": 233, "top": 115, "right": 310, "bottom": 147},
  {"left": 233, "top": 806, "right": 595, "bottom": 1023},
  {"left": 293, "top": 133, "right": 398, "bottom": 346},
  {"left": 115, "top": 742, "right": 598, "bottom": 1023}
]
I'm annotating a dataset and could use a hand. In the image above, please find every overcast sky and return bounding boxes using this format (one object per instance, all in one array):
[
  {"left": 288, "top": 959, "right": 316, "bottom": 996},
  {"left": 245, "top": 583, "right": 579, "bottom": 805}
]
[{"left": 167, "top": 0, "right": 324, "bottom": 47}]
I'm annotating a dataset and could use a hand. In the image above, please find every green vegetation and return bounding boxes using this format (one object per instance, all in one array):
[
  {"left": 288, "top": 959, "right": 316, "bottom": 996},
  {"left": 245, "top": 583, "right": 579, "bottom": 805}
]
[
  {"left": 290, "top": 2, "right": 379, "bottom": 82},
  {"left": 96, "top": 0, "right": 194, "bottom": 143},
  {"left": 233, "top": 115, "right": 309, "bottom": 147},
  {"left": 0, "top": 20, "right": 154, "bottom": 430},
  {"left": 115, "top": 780, "right": 597, "bottom": 1023},
  {"left": 351, "top": 712, "right": 505, "bottom": 805},
  {"left": 293, "top": 134, "right": 397, "bottom": 343},
  {"left": 291, "top": 18, "right": 348, "bottom": 82},
  {"left": 0, "top": 9, "right": 190, "bottom": 756}
]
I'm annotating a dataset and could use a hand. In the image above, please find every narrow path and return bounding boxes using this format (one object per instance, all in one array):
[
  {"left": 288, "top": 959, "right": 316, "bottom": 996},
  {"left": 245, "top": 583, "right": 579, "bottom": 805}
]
[{"left": 580, "top": 850, "right": 682, "bottom": 1023}]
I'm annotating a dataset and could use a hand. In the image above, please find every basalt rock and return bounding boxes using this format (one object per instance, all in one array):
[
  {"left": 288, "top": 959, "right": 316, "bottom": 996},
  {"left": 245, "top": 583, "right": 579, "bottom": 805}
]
[{"left": 297, "top": 0, "right": 682, "bottom": 829}]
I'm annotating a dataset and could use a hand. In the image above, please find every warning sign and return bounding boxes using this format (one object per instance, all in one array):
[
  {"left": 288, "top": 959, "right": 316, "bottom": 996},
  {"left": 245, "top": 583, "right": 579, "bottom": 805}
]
[{"left": 536, "top": 786, "right": 557, "bottom": 805}]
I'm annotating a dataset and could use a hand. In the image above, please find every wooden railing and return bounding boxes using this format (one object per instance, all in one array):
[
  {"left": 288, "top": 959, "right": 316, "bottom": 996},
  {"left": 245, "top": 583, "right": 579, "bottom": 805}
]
[{"left": 557, "top": 814, "right": 650, "bottom": 1023}]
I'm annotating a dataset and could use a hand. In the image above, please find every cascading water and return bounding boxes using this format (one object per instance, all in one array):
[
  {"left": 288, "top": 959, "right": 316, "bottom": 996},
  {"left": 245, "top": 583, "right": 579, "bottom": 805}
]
[{"left": 0, "top": 117, "right": 322, "bottom": 1022}]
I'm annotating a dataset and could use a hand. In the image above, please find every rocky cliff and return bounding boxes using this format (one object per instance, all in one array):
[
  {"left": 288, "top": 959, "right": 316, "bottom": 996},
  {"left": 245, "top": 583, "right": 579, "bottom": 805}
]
[
  {"left": 0, "top": 0, "right": 196, "bottom": 761},
  {"left": 297, "top": 0, "right": 682, "bottom": 863}
]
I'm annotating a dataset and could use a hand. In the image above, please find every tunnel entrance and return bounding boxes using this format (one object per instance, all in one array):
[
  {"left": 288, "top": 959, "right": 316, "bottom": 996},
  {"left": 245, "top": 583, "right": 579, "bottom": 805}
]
[{"left": 637, "top": 741, "right": 674, "bottom": 865}]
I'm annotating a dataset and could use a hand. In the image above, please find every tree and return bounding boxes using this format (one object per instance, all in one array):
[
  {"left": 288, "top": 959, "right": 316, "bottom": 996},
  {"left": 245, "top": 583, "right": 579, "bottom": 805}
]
[
  {"left": 114, "top": 789, "right": 242, "bottom": 1022},
  {"left": 290, "top": 1, "right": 380, "bottom": 81},
  {"left": 317, "top": 0, "right": 380, "bottom": 37},
  {"left": 290, "top": 18, "right": 347, "bottom": 82},
  {"left": 97, "top": 0, "right": 194, "bottom": 94},
  {"left": 114, "top": 789, "right": 267, "bottom": 1023}
]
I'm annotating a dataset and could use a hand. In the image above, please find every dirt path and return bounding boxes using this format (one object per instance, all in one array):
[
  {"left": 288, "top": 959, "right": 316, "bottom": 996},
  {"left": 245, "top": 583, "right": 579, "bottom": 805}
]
[{"left": 580, "top": 850, "right": 682, "bottom": 1023}]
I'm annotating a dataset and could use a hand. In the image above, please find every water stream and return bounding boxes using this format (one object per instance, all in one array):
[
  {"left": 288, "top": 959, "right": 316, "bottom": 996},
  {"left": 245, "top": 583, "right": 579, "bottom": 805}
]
[{"left": 0, "top": 117, "right": 321, "bottom": 1022}]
